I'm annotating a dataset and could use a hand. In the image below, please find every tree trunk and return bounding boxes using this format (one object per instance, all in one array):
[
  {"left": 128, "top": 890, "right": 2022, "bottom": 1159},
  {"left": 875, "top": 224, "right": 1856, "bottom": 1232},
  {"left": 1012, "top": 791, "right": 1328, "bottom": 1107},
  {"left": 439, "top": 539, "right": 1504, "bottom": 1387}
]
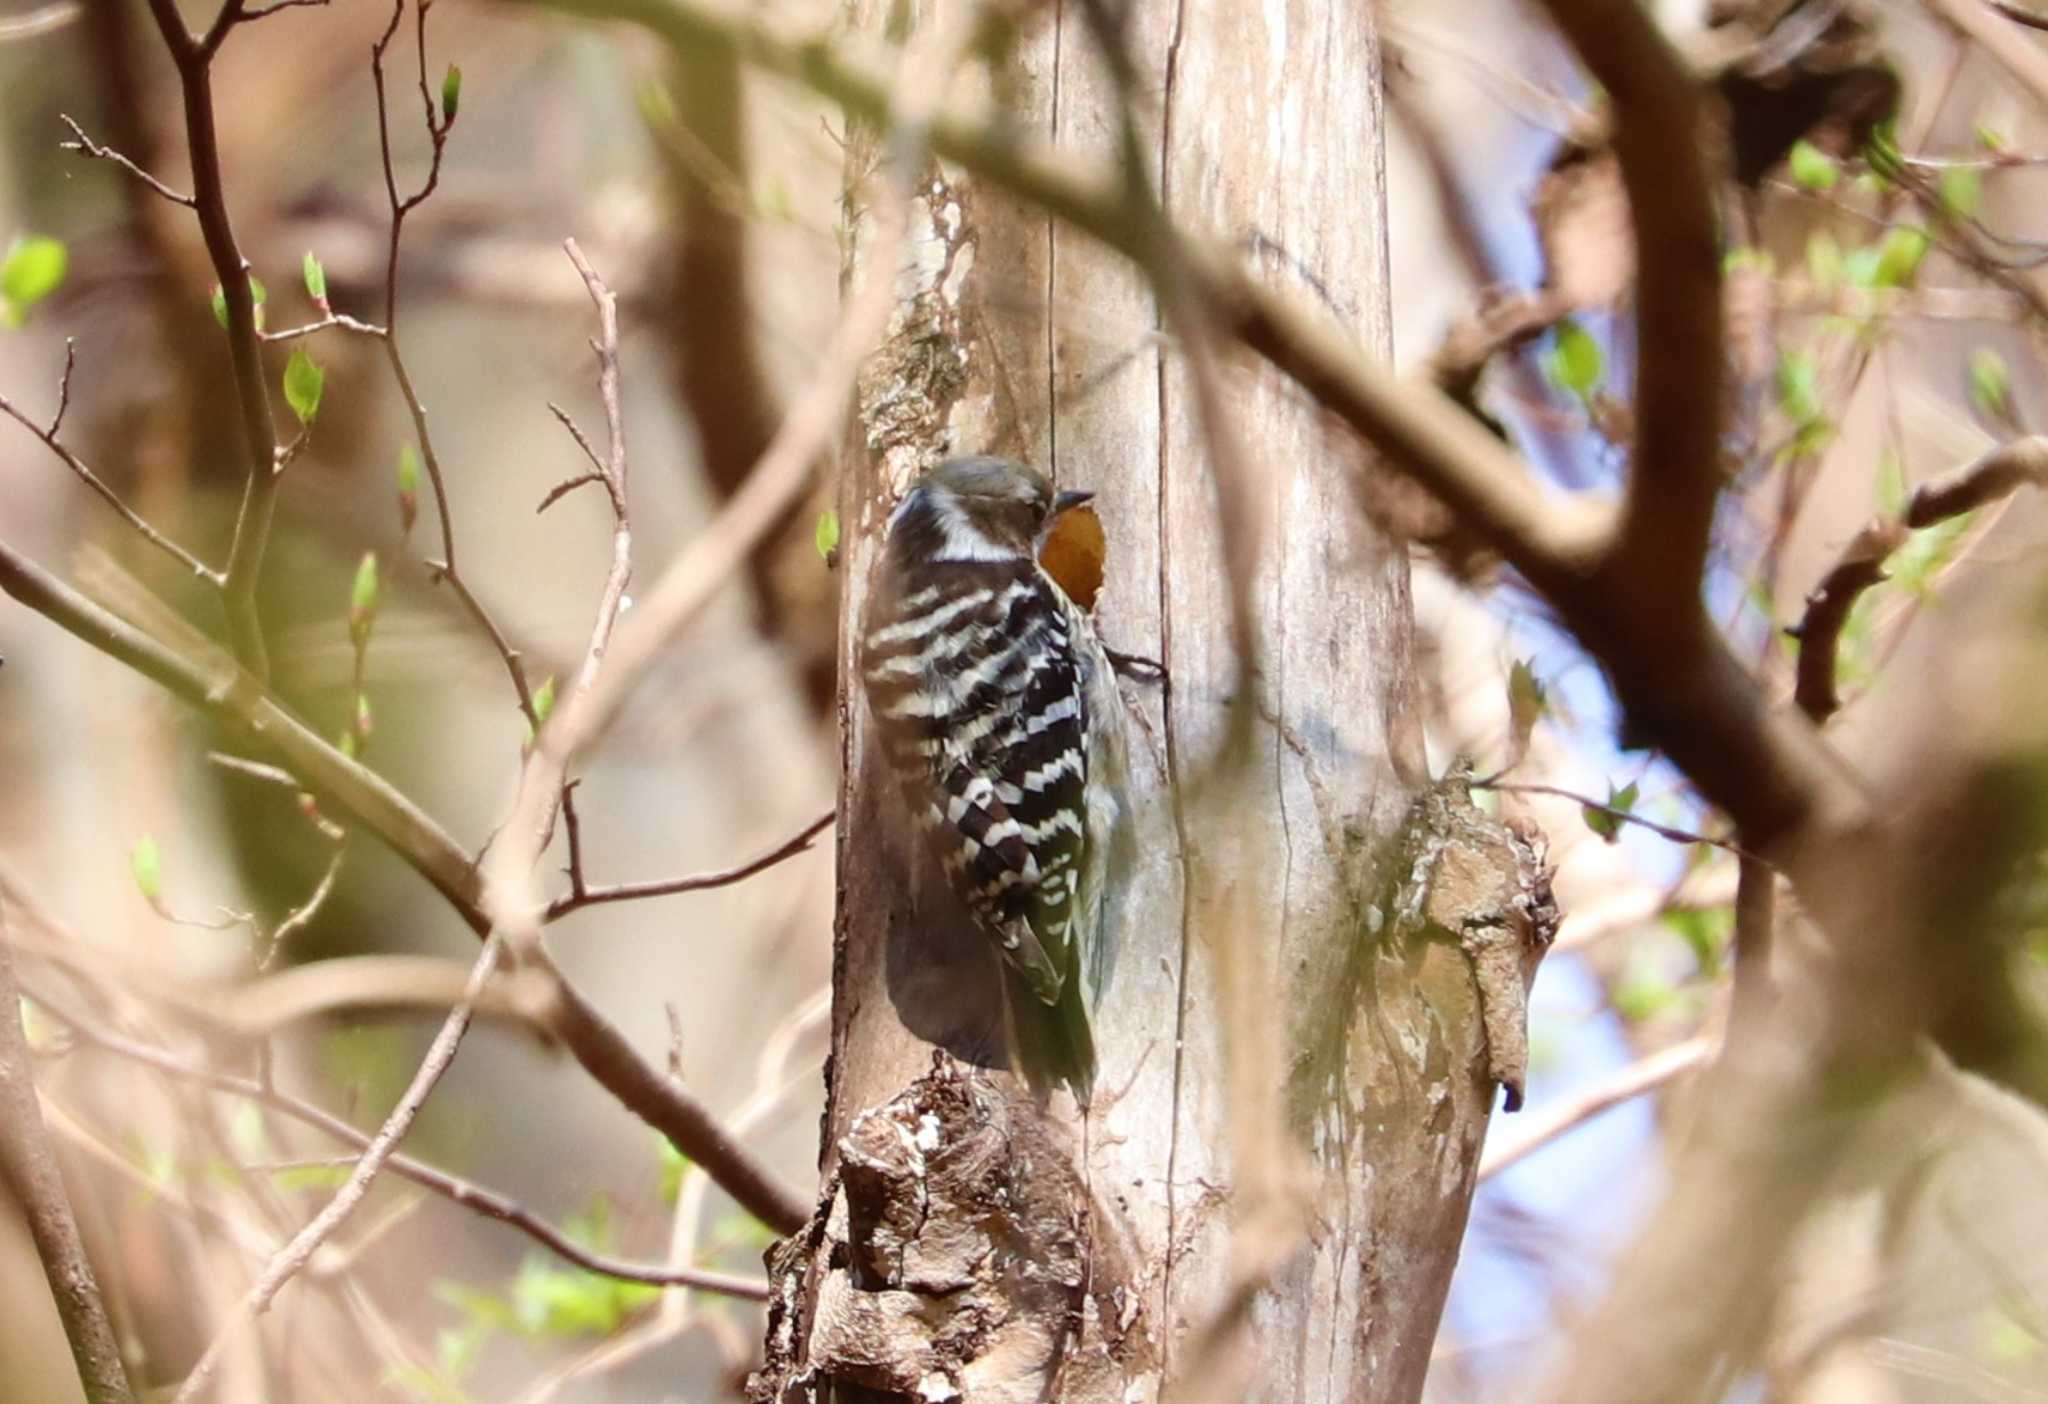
[{"left": 754, "top": 5, "right": 1556, "bottom": 1400}]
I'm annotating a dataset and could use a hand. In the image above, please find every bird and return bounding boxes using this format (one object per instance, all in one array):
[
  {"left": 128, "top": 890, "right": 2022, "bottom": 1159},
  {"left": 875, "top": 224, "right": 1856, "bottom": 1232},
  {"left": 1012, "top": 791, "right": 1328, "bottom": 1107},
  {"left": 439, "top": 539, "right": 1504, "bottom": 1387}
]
[{"left": 860, "top": 455, "right": 1131, "bottom": 1103}]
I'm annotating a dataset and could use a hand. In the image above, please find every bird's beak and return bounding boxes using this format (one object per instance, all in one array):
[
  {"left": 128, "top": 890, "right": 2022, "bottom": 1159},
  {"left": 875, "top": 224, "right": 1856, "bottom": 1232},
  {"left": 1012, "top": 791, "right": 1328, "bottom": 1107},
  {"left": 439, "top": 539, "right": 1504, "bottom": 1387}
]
[{"left": 1053, "top": 489, "right": 1095, "bottom": 516}]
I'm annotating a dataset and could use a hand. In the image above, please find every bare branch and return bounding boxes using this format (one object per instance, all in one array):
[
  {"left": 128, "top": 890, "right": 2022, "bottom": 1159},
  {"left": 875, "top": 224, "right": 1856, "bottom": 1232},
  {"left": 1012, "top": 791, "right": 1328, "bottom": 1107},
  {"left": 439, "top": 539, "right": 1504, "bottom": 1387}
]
[
  {"left": 0, "top": 3, "right": 80, "bottom": 43},
  {"left": 0, "top": 361, "right": 220, "bottom": 584},
  {"left": 259, "top": 314, "right": 387, "bottom": 343},
  {"left": 536, "top": 472, "right": 607, "bottom": 515},
  {"left": 19, "top": 980, "right": 769, "bottom": 1299},
  {"left": 368, "top": 0, "right": 539, "bottom": 727},
  {"left": 240, "top": 0, "right": 329, "bottom": 20},
  {"left": 1479, "top": 780, "right": 1746, "bottom": 853},
  {"left": 169, "top": 937, "right": 503, "bottom": 1404},
  {"left": 0, "top": 540, "right": 806, "bottom": 1233},
  {"left": 0, "top": 912, "right": 136, "bottom": 1404},
  {"left": 548, "top": 400, "right": 608, "bottom": 475},
  {"left": 1538, "top": 1, "right": 1723, "bottom": 614},
  {"left": 140, "top": 0, "right": 286, "bottom": 676},
  {"left": 1789, "top": 437, "right": 2048, "bottom": 724},
  {"left": 58, "top": 112, "right": 195, "bottom": 206},
  {"left": 1992, "top": 0, "right": 2048, "bottom": 31},
  {"left": 1927, "top": 0, "right": 2048, "bottom": 111},
  {"left": 548, "top": 809, "right": 834, "bottom": 921},
  {"left": 1477, "top": 1036, "right": 1712, "bottom": 1182}
]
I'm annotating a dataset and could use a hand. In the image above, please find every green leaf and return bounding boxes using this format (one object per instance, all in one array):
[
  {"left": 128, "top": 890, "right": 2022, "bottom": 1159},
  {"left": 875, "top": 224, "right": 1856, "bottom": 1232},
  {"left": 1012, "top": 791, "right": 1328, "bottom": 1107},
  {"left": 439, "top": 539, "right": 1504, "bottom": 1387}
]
[
  {"left": 272, "top": 1163, "right": 353, "bottom": 1193},
  {"left": 1805, "top": 231, "right": 1843, "bottom": 293},
  {"left": 1544, "top": 318, "right": 1603, "bottom": 400},
  {"left": 1788, "top": 140, "right": 1837, "bottom": 192},
  {"left": 1776, "top": 350, "right": 1823, "bottom": 427},
  {"left": 211, "top": 275, "right": 268, "bottom": 331},
  {"left": 229, "top": 1102, "right": 269, "bottom": 1159},
  {"left": 814, "top": 508, "right": 840, "bottom": 561},
  {"left": 1978, "top": 124, "right": 2008, "bottom": 153},
  {"left": 434, "top": 1281, "right": 519, "bottom": 1332},
  {"left": 1722, "top": 246, "right": 1772, "bottom": 275},
  {"left": 283, "top": 346, "right": 324, "bottom": 425},
  {"left": 1876, "top": 450, "right": 1906, "bottom": 519},
  {"left": 131, "top": 835, "right": 163, "bottom": 905},
  {"left": 0, "top": 235, "right": 67, "bottom": 326},
  {"left": 532, "top": 675, "right": 557, "bottom": 725},
  {"left": 441, "top": 64, "right": 462, "bottom": 124},
  {"left": 1583, "top": 781, "right": 1637, "bottom": 845},
  {"left": 1872, "top": 226, "right": 1929, "bottom": 289},
  {"left": 1940, "top": 166, "right": 1982, "bottom": 220},
  {"left": 1969, "top": 347, "right": 2011, "bottom": 422},
  {"left": 657, "top": 1134, "right": 692, "bottom": 1206},
  {"left": 1892, "top": 510, "right": 1975, "bottom": 596},
  {"left": 1506, "top": 658, "right": 1545, "bottom": 764},
  {"left": 1980, "top": 1301, "right": 2046, "bottom": 1367},
  {"left": 387, "top": 1362, "right": 476, "bottom": 1404},
  {"left": 302, "top": 250, "right": 328, "bottom": 305},
  {"left": 1661, "top": 905, "right": 1733, "bottom": 979},
  {"left": 1612, "top": 969, "right": 1676, "bottom": 1022}
]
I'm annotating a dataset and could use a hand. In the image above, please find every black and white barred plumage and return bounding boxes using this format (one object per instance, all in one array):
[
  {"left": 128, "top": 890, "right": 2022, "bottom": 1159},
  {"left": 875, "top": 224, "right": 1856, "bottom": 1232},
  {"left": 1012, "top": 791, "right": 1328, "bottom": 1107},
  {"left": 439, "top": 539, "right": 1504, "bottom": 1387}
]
[{"left": 861, "top": 455, "right": 1126, "bottom": 1098}]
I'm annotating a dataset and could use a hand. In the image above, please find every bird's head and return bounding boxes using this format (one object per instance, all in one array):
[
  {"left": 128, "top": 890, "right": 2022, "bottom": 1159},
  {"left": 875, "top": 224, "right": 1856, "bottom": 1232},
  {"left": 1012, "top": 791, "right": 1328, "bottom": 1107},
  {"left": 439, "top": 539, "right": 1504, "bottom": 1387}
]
[{"left": 888, "top": 455, "right": 1094, "bottom": 565}]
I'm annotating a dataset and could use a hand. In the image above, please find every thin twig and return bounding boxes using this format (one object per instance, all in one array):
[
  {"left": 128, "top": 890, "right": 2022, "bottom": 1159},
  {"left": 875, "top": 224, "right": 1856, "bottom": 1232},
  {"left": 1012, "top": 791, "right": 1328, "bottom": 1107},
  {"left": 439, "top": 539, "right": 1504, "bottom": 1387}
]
[
  {"left": 536, "top": 472, "right": 607, "bottom": 515},
  {"left": 0, "top": 908, "right": 136, "bottom": 1404},
  {"left": 58, "top": 113, "right": 195, "bottom": 206},
  {"left": 1788, "top": 436, "right": 2048, "bottom": 724},
  {"left": 241, "top": 0, "right": 329, "bottom": 20},
  {"left": 0, "top": 540, "right": 806, "bottom": 1234},
  {"left": 1477, "top": 1035, "right": 1713, "bottom": 1182},
  {"left": 140, "top": 0, "right": 287, "bottom": 676},
  {"left": 0, "top": 375, "right": 220, "bottom": 584},
  {"left": 548, "top": 401, "right": 609, "bottom": 475},
  {"left": 168, "top": 936, "right": 504, "bottom": 1404},
  {"left": 261, "top": 844, "right": 345, "bottom": 971},
  {"left": 1477, "top": 780, "right": 1747, "bottom": 854},
  {"left": 259, "top": 314, "right": 387, "bottom": 343},
  {"left": 369, "top": 0, "right": 540, "bottom": 727},
  {"left": 547, "top": 809, "right": 835, "bottom": 921},
  {"left": 19, "top": 981, "right": 769, "bottom": 1299},
  {"left": 1992, "top": 0, "right": 2048, "bottom": 31}
]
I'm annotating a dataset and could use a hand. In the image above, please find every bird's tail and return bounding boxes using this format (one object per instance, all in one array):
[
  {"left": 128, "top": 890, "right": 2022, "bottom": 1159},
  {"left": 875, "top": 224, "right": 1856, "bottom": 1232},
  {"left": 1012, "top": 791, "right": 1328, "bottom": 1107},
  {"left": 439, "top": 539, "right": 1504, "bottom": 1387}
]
[{"left": 1004, "top": 966, "right": 1096, "bottom": 1107}]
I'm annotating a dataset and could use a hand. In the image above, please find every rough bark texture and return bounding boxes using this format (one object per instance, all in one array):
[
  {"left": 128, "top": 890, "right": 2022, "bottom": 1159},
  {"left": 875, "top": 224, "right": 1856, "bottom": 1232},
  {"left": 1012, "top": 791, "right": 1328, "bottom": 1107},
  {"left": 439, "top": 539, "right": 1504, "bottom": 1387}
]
[{"left": 754, "top": 4, "right": 1558, "bottom": 1400}]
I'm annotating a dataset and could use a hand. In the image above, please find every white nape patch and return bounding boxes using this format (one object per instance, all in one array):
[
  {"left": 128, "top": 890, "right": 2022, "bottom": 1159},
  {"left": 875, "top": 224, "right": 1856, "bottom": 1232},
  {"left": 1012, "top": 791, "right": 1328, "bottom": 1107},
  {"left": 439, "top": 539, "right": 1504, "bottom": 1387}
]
[{"left": 932, "top": 495, "right": 1023, "bottom": 563}]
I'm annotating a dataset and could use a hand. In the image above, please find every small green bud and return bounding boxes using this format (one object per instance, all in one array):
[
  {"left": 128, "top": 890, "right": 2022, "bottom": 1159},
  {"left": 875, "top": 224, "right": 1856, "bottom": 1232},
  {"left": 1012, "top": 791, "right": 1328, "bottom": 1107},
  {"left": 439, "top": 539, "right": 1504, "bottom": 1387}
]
[
  {"left": 396, "top": 444, "right": 422, "bottom": 534},
  {"left": 302, "top": 250, "right": 328, "bottom": 308},
  {"left": 131, "top": 835, "right": 163, "bottom": 906},
  {"left": 349, "top": 551, "right": 379, "bottom": 646},
  {"left": 441, "top": 64, "right": 462, "bottom": 124}
]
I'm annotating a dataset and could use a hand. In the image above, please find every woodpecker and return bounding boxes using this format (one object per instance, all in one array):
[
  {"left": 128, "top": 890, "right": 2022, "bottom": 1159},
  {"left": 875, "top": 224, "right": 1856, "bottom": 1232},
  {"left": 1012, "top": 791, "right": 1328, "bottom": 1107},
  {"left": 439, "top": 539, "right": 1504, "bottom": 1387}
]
[{"left": 861, "top": 455, "right": 1129, "bottom": 1102}]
